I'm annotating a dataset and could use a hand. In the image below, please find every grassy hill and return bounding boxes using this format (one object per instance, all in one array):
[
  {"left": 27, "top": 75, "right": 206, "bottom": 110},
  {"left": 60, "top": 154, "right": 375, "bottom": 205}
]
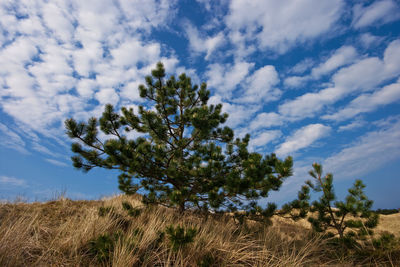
[{"left": 1, "top": 195, "right": 399, "bottom": 266}]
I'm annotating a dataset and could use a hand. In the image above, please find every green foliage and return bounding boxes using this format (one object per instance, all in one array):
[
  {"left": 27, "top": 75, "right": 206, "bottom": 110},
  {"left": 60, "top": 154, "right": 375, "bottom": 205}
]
[
  {"left": 88, "top": 232, "right": 122, "bottom": 263},
  {"left": 88, "top": 228, "right": 143, "bottom": 263},
  {"left": 374, "top": 208, "right": 399, "bottom": 215},
  {"left": 279, "top": 185, "right": 310, "bottom": 221},
  {"left": 121, "top": 201, "right": 142, "bottom": 218},
  {"left": 165, "top": 225, "right": 197, "bottom": 251},
  {"left": 98, "top": 206, "right": 113, "bottom": 217},
  {"left": 284, "top": 163, "right": 378, "bottom": 247},
  {"left": 197, "top": 252, "right": 217, "bottom": 267},
  {"left": 373, "top": 232, "right": 399, "bottom": 251},
  {"left": 98, "top": 203, "right": 141, "bottom": 229},
  {"left": 65, "top": 62, "right": 293, "bottom": 220}
]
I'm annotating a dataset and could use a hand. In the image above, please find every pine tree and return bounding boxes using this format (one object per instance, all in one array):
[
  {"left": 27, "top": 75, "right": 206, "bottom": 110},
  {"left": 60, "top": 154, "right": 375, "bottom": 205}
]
[
  {"left": 65, "top": 62, "right": 293, "bottom": 218},
  {"left": 283, "top": 163, "right": 379, "bottom": 247}
]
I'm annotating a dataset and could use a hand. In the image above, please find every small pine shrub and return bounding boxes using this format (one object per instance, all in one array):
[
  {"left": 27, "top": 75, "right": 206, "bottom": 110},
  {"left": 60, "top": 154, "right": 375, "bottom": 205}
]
[
  {"left": 98, "top": 206, "right": 113, "bottom": 217},
  {"left": 373, "top": 232, "right": 399, "bottom": 251},
  {"left": 98, "top": 205, "right": 131, "bottom": 230},
  {"left": 165, "top": 225, "right": 197, "bottom": 252},
  {"left": 121, "top": 201, "right": 142, "bottom": 218},
  {"left": 283, "top": 163, "right": 379, "bottom": 250},
  {"left": 88, "top": 229, "right": 143, "bottom": 264},
  {"left": 197, "top": 252, "right": 217, "bottom": 267},
  {"left": 88, "top": 232, "right": 122, "bottom": 263}
]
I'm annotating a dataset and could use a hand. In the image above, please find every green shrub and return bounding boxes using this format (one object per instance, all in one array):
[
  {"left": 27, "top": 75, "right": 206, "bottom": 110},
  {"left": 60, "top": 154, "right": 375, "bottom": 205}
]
[
  {"left": 197, "top": 252, "right": 217, "bottom": 267},
  {"left": 374, "top": 208, "right": 399, "bottom": 215},
  {"left": 98, "top": 206, "right": 114, "bottom": 217},
  {"left": 121, "top": 201, "right": 142, "bottom": 218},
  {"left": 88, "top": 228, "right": 143, "bottom": 263},
  {"left": 88, "top": 232, "right": 122, "bottom": 263},
  {"left": 373, "top": 232, "right": 399, "bottom": 251},
  {"left": 283, "top": 163, "right": 379, "bottom": 249},
  {"left": 165, "top": 225, "right": 197, "bottom": 251},
  {"left": 98, "top": 205, "right": 132, "bottom": 230}
]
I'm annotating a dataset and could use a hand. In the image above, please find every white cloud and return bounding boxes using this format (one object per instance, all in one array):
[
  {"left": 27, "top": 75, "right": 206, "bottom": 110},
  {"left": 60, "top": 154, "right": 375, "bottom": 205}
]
[
  {"left": 31, "top": 141, "right": 64, "bottom": 158},
  {"left": 333, "top": 57, "right": 385, "bottom": 91},
  {"left": 28, "top": 42, "right": 76, "bottom": 96},
  {"left": 0, "top": 0, "right": 180, "bottom": 141},
  {"left": 289, "top": 58, "right": 315, "bottom": 74},
  {"left": 227, "top": 30, "right": 257, "bottom": 59},
  {"left": 248, "top": 112, "right": 283, "bottom": 131},
  {"left": 275, "top": 124, "right": 331, "bottom": 156},
  {"left": 311, "top": 46, "right": 358, "bottom": 78},
  {"left": 278, "top": 86, "right": 342, "bottom": 119},
  {"left": 110, "top": 39, "right": 161, "bottom": 68},
  {"left": 205, "top": 61, "right": 254, "bottom": 96},
  {"left": 372, "top": 114, "right": 400, "bottom": 128},
  {"left": 283, "top": 75, "right": 310, "bottom": 88},
  {"left": 226, "top": 0, "right": 344, "bottom": 54},
  {"left": 352, "top": 0, "right": 400, "bottom": 29},
  {"left": 184, "top": 23, "right": 225, "bottom": 60},
  {"left": 383, "top": 39, "right": 400, "bottom": 77},
  {"left": 207, "top": 63, "right": 281, "bottom": 104},
  {"left": 249, "top": 130, "right": 282, "bottom": 150},
  {"left": 359, "top": 33, "right": 384, "bottom": 48},
  {"left": 2, "top": 96, "right": 64, "bottom": 133},
  {"left": 324, "top": 118, "right": 400, "bottom": 179},
  {"left": 41, "top": 2, "right": 75, "bottom": 43},
  {"left": 236, "top": 65, "right": 281, "bottom": 103},
  {"left": 195, "top": 0, "right": 226, "bottom": 12},
  {"left": 196, "top": 0, "right": 212, "bottom": 10},
  {"left": 76, "top": 79, "right": 98, "bottom": 98},
  {"left": 0, "top": 123, "right": 29, "bottom": 154},
  {"left": 279, "top": 39, "right": 400, "bottom": 120},
  {"left": 95, "top": 88, "right": 120, "bottom": 105},
  {"left": 338, "top": 119, "right": 366, "bottom": 132},
  {"left": 119, "top": 81, "right": 143, "bottom": 102},
  {"left": 284, "top": 45, "right": 358, "bottom": 88},
  {"left": 118, "top": 0, "right": 178, "bottom": 32},
  {"left": 0, "top": 37, "right": 38, "bottom": 68},
  {"left": 323, "top": 79, "right": 400, "bottom": 121},
  {"left": 0, "top": 176, "right": 27, "bottom": 187},
  {"left": 45, "top": 158, "right": 68, "bottom": 167}
]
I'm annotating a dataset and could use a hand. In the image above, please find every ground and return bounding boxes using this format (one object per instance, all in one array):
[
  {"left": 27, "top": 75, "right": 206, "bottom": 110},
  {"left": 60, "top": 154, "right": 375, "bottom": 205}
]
[{"left": 0, "top": 195, "right": 399, "bottom": 266}]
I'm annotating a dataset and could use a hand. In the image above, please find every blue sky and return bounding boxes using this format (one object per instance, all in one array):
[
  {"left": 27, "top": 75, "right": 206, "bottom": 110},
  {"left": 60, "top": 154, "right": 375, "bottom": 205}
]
[{"left": 0, "top": 0, "right": 399, "bottom": 208}]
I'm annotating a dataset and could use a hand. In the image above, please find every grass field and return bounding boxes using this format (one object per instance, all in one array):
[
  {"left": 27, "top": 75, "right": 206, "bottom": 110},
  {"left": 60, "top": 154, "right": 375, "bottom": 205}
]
[{"left": 0, "top": 195, "right": 399, "bottom": 266}]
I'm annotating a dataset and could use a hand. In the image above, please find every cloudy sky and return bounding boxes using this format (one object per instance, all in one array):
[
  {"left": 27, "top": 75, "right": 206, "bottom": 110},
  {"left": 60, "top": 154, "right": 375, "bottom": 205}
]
[{"left": 0, "top": 0, "right": 399, "bottom": 208}]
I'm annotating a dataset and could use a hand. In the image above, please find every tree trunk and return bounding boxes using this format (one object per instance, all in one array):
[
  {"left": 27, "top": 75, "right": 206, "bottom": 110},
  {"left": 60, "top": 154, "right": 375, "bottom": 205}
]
[{"left": 179, "top": 201, "right": 185, "bottom": 213}]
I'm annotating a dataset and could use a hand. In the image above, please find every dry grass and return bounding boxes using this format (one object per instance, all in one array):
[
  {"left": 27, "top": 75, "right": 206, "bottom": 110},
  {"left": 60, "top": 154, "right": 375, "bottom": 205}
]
[
  {"left": 376, "top": 213, "right": 400, "bottom": 237},
  {"left": 0, "top": 195, "right": 399, "bottom": 266}
]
